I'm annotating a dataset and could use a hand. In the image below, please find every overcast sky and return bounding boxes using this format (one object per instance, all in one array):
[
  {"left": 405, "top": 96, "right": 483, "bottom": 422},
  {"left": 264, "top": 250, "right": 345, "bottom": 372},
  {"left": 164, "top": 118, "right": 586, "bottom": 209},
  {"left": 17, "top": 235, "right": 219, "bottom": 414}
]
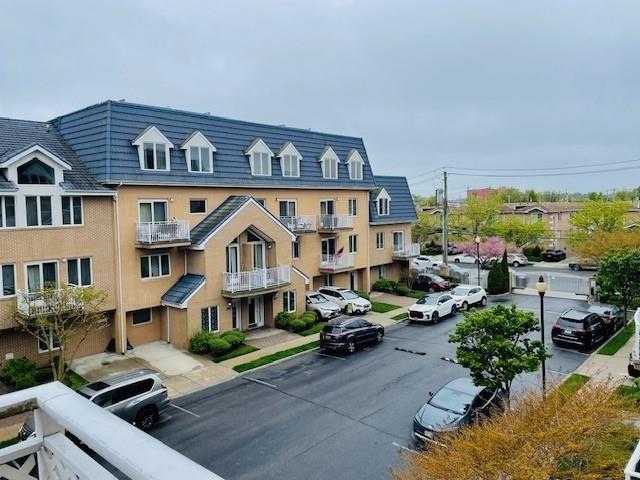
[{"left": 2, "top": 1, "right": 639, "bottom": 197}]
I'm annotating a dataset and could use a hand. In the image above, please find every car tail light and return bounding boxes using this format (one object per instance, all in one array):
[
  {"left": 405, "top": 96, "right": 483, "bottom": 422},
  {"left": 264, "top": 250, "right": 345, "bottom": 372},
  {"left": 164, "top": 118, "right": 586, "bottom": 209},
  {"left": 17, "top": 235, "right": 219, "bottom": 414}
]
[
  {"left": 574, "top": 328, "right": 586, "bottom": 335},
  {"left": 551, "top": 325, "right": 560, "bottom": 332}
]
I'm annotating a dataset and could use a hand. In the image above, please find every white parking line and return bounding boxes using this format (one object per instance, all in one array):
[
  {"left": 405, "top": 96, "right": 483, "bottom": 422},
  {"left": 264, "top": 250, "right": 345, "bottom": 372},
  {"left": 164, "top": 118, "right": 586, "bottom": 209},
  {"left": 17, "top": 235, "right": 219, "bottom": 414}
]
[
  {"left": 315, "top": 352, "right": 346, "bottom": 360},
  {"left": 392, "top": 442, "right": 426, "bottom": 456},
  {"left": 244, "top": 377, "right": 278, "bottom": 389},
  {"left": 171, "top": 404, "right": 200, "bottom": 418}
]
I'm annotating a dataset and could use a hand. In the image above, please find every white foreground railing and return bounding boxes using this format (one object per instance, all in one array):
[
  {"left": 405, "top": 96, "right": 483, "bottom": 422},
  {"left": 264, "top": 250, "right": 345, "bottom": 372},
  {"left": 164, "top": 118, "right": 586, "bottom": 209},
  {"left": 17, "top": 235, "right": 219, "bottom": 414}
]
[
  {"left": 0, "top": 382, "right": 222, "bottom": 480},
  {"left": 393, "top": 243, "right": 421, "bottom": 258},
  {"left": 625, "top": 439, "right": 640, "bottom": 479},
  {"left": 280, "top": 215, "right": 317, "bottom": 232},
  {"left": 317, "top": 214, "right": 353, "bottom": 230},
  {"left": 16, "top": 289, "right": 82, "bottom": 317},
  {"left": 320, "top": 253, "right": 354, "bottom": 271},
  {"left": 136, "top": 221, "right": 191, "bottom": 244},
  {"left": 223, "top": 265, "right": 291, "bottom": 293}
]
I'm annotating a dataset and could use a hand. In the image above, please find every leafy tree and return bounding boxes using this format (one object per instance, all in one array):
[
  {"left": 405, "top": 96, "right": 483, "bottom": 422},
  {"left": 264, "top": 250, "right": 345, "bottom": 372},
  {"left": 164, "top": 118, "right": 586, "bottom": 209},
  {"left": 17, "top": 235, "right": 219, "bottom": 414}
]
[
  {"left": 16, "top": 284, "right": 108, "bottom": 382},
  {"left": 450, "top": 195, "right": 502, "bottom": 240},
  {"left": 574, "top": 230, "right": 640, "bottom": 265},
  {"left": 448, "top": 304, "right": 549, "bottom": 407},
  {"left": 486, "top": 261, "right": 505, "bottom": 294},
  {"left": 412, "top": 211, "right": 441, "bottom": 246},
  {"left": 570, "top": 200, "right": 628, "bottom": 235},
  {"left": 491, "top": 215, "right": 550, "bottom": 247},
  {"left": 596, "top": 249, "right": 640, "bottom": 324}
]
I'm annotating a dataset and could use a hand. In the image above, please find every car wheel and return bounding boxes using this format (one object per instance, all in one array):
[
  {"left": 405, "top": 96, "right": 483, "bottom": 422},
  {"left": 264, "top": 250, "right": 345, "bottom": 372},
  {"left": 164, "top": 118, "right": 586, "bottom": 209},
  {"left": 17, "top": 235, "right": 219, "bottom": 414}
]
[
  {"left": 376, "top": 331, "right": 384, "bottom": 343},
  {"left": 347, "top": 340, "right": 356, "bottom": 354},
  {"left": 136, "top": 406, "right": 158, "bottom": 431},
  {"left": 454, "top": 258, "right": 460, "bottom": 263},
  {"left": 316, "top": 311, "right": 323, "bottom": 322},
  {"left": 480, "top": 297, "right": 487, "bottom": 306},
  {"left": 450, "top": 305, "right": 457, "bottom": 316},
  {"left": 570, "top": 264, "right": 580, "bottom": 271},
  {"left": 512, "top": 261, "right": 520, "bottom": 268},
  {"left": 428, "top": 286, "right": 435, "bottom": 293},
  {"left": 462, "top": 301, "right": 469, "bottom": 311},
  {"left": 431, "top": 312, "right": 439, "bottom": 323}
]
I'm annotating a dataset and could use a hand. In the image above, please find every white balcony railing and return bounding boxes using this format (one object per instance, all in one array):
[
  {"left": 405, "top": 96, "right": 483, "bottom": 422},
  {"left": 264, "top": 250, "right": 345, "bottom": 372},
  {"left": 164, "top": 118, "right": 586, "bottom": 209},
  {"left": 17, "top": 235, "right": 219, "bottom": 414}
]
[
  {"left": 317, "top": 214, "right": 353, "bottom": 230},
  {"left": 0, "top": 382, "right": 222, "bottom": 479},
  {"left": 280, "top": 215, "right": 317, "bottom": 232},
  {"left": 16, "top": 288, "right": 82, "bottom": 317},
  {"left": 625, "top": 439, "right": 640, "bottom": 479},
  {"left": 320, "top": 252, "right": 354, "bottom": 271},
  {"left": 393, "top": 243, "right": 421, "bottom": 258},
  {"left": 136, "top": 221, "right": 191, "bottom": 245},
  {"left": 223, "top": 265, "right": 291, "bottom": 294}
]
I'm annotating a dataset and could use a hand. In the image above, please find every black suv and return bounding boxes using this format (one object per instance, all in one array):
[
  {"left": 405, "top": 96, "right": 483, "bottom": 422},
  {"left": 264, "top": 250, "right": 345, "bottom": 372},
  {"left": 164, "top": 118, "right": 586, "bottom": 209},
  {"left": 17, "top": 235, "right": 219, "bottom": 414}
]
[
  {"left": 320, "top": 317, "right": 384, "bottom": 354},
  {"left": 551, "top": 309, "right": 608, "bottom": 350},
  {"left": 542, "top": 249, "right": 566, "bottom": 262}
]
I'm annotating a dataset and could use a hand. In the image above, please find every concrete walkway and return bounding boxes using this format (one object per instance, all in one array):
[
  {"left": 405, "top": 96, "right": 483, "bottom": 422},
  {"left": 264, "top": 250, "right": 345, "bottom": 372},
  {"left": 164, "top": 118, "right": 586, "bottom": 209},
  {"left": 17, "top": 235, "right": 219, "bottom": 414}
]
[{"left": 576, "top": 334, "right": 635, "bottom": 385}]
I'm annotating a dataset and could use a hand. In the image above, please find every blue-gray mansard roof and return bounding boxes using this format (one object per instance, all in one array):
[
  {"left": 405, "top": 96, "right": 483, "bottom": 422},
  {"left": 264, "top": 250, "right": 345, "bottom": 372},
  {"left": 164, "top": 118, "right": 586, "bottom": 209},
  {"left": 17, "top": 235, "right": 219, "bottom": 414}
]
[
  {"left": 50, "top": 100, "right": 377, "bottom": 189},
  {"left": 369, "top": 175, "right": 418, "bottom": 224}
]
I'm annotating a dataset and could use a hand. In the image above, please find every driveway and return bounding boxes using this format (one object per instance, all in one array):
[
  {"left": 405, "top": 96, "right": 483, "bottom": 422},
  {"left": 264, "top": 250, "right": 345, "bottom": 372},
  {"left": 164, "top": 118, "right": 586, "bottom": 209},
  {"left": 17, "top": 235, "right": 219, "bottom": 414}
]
[{"left": 151, "top": 294, "right": 590, "bottom": 480}]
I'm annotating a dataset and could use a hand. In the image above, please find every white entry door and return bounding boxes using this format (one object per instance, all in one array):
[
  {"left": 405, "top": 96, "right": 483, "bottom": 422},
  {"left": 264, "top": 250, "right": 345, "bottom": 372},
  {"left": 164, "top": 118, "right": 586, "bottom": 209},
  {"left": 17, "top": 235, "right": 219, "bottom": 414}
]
[{"left": 248, "top": 296, "right": 264, "bottom": 328}]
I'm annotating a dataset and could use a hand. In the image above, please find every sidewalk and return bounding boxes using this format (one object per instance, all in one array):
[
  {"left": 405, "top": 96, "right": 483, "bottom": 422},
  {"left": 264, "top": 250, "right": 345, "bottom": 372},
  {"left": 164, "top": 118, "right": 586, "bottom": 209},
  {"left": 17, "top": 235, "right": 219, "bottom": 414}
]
[{"left": 576, "top": 335, "right": 635, "bottom": 385}]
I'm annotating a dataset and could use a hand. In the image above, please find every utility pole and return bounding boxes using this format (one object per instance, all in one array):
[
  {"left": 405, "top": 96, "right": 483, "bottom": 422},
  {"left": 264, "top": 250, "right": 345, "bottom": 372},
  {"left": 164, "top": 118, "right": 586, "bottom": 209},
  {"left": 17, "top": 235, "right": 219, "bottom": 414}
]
[{"left": 442, "top": 169, "right": 448, "bottom": 266}]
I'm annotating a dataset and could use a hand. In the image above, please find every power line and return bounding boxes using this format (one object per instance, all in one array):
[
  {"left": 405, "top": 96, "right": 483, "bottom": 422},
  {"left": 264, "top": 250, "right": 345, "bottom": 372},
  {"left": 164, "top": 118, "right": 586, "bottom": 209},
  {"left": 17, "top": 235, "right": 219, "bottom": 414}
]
[
  {"left": 410, "top": 167, "right": 444, "bottom": 181},
  {"left": 446, "top": 156, "right": 640, "bottom": 173},
  {"left": 447, "top": 164, "right": 640, "bottom": 178}
]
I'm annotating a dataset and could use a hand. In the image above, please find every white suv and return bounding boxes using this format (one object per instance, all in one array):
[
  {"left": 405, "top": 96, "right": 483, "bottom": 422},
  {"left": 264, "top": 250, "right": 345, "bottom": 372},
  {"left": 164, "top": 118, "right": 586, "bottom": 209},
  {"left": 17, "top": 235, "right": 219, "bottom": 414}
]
[
  {"left": 449, "top": 285, "right": 488, "bottom": 311},
  {"left": 318, "top": 287, "right": 372, "bottom": 314}
]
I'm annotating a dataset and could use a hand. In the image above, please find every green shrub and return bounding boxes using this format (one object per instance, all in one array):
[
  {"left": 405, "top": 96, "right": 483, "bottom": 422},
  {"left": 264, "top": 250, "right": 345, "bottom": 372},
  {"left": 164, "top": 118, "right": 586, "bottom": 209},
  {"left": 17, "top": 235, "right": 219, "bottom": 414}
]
[
  {"left": 394, "top": 283, "right": 410, "bottom": 296},
  {"left": 3, "top": 357, "right": 37, "bottom": 390},
  {"left": 300, "top": 312, "right": 316, "bottom": 327},
  {"left": 275, "top": 311, "right": 296, "bottom": 329},
  {"left": 355, "top": 290, "right": 370, "bottom": 300},
  {"left": 209, "top": 338, "right": 232, "bottom": 356},
  {"left": 523, "top": 245, "right": 542, "bottom": 259},
  {"left": 373, "top": 278, "right": 397, "bottom": 293},
  {"left": 221, "top": 330, "right": 245, "bottom": 347},
  {"left": 189, "top": 331, "right": 216, "bottom": 354},
  {"left": 487, "top": 256, "right": 508, "bottom": 295},
  {"left": 289, "top": 318, "right": 307, "bottom": 332}
]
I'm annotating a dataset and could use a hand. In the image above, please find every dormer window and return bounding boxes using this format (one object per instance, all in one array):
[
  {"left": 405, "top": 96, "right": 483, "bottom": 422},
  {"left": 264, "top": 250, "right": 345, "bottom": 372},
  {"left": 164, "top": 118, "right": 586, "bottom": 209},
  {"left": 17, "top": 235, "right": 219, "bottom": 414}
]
[
  {"left": 318, "top": 146, "right": 339, "bottom": 180},
  {"left": 245, "top": 138, "right": 274, "bottom": 176},
  {"left": 376, "top": 188, "right": 391, "bottom": 216},
  {"left": 277, "top": 142, "right": 302, "bottom": 178},
  {"left": 17, "top": 159, "right": 55, "bottom": 185},
  {"left": 346, "top": 149, "right": 364, "bottom": 181},
  {"left": 132, "top": 126, "right": 173, "bottom": 172},
  {"left": 181, "top": 131, "right": 216, "bottom": 173}
]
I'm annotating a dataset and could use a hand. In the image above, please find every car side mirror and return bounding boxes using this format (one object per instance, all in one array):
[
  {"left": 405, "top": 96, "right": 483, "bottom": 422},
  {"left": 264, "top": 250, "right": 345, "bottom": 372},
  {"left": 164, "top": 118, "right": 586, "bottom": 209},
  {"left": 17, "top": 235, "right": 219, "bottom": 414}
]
[
  {"left": 306, "top": 300, "right": 311, "bottom": 304},
  {"left": 428, "top": 391, "right": 434, "bottom": 397},
  {"left": 464, "top": 403, "right": 471, "bottom": 413}
]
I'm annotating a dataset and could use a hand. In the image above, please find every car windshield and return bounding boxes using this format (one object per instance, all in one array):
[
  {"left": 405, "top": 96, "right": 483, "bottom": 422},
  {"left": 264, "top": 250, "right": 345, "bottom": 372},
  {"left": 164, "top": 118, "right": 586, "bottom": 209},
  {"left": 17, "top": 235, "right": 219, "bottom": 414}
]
[
  {"left": 308, "top": 294, "right": 327, "bottom": 304},
  {"left": 429, "top": 387, "right": 475, "bottom": 415},
  {"left": 341, "top": 290, "right": 360, "bottom": 300},
  {"left": 588, "top": 306, "right": 609, "bottom": 315},
  {"left": 431, "top": 275, "right": 445, "bottom": 282},
  {"left": 417, "top": 296, "right": 438, "bottom": 305},
  {"left": 451, "top": 287, "right": 470, "bottom": 296}
]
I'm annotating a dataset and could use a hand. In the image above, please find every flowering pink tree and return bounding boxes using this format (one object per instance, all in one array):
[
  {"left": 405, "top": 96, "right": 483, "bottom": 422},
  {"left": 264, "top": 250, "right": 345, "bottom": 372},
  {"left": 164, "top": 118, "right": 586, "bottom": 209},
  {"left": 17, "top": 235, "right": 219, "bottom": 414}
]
[{"left": 458, "top": 236, "right": 520, "bottom": 266}]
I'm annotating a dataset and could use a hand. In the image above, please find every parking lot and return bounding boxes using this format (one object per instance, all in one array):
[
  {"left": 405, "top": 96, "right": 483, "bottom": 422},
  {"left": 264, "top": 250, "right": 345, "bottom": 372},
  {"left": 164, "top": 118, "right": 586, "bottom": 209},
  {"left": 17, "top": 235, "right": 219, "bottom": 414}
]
[{"left": 151, "top": 294, "right": 591, "bottom": 480}]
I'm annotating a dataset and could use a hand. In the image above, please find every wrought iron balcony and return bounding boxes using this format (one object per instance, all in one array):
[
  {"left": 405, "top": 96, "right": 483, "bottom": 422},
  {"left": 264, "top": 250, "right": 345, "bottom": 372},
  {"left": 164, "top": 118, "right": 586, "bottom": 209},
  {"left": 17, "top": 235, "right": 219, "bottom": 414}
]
[
  {"left": 222, "top": 265, "right": 291, "bottom": 296},
  {"left": 136, "top": 221, "right": 191, "bottom": 248}
]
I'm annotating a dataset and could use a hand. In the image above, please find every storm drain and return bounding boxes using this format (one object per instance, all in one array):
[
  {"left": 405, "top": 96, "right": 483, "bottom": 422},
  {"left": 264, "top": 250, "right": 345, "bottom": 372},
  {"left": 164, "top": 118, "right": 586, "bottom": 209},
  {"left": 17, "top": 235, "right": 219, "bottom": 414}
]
[{"left": 394, "top": 347, "right": 426, "bottom": 356}]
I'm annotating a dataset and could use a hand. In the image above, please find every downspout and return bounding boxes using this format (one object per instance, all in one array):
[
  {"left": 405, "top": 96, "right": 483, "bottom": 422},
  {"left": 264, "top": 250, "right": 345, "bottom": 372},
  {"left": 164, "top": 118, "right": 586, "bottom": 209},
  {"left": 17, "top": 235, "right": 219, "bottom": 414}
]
[
  {"left": 166, "top": 306, "right": 171, "bottom": 344},
  {"left": 113, "top": 183, "right": 126, "bottom": 354}
]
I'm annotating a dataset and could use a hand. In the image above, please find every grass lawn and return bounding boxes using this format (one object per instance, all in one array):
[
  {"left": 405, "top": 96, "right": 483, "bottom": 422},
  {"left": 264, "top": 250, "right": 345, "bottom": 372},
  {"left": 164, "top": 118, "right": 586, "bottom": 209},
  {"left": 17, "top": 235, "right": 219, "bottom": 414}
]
[
  {"left": 371, "top": 302, "right": 402, "bottom": 313},
  {"left": 35, "top": 368, "right": 87, "bottom": 390},
  {"left": 212, "top": 344, "right": 259, "bottom": 363},
  {"left": 557, "top": 373, "right": 590, "bottom": 397},
  {"left": 299, "top": 322, "right": 324, "bottom": 337},
  {"left": 599, "top": 322, "right": 635, "bottom": 356},
  {"left": 392, "top": 312, "right": 408, "bottom": 321},
  {"left": 407, "top": 290, "right": 425, "bottom": 299},
  {"left": 233, "top": 341, "right": 320, "bottom": 373}
]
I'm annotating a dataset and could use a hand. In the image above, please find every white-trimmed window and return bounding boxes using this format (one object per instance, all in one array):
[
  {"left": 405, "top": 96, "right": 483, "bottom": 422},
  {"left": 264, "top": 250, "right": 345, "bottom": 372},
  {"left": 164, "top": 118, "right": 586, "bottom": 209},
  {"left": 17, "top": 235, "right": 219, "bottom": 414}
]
[
  {"left": 283, "top": 291, "right": 296, "bottom": 313},
  {"left": 0, "top": 196, "right": 15, "bottom": 228},
  {"left": 25, "top": 196, "right": 52, "bottom": 226},
  {"left": 378, "top": 265, "right": 387, "bottom": 278},
  {"left": 25, "top": 261, "right": 58, "bottom": 292},
  {"left": 190, "top": 199, "right": 207, "bottom": 214},
  {"left": 324, "top": 274, "right": 335, "bottom": 286},
  {"left": 319, "top": 147, "right": 339, "bottom": 180},
  {"left": 252, "top": 152, "right": 271, "bottom": 176},
  {"left": 68, "top": 257, "right": 92, "bottom": 287},
  {"left": 140, "top": 254, "right": 170, "bottom": 279},
  {"left": 349, "top": 234, "right": 358, "bottom": 253},
  {"left": 132, "top": 126, "right": 173, "bottom": 172},
  {"left": 201, "top": 305, "right": 219, "bottom": 332},
  {"left": 38, "top": 334, "right": 60, "bottom": 353},
  {"left": 188, "top": 146, "right": 212, "bottom": 172},
  {"left": 348, "top": 198, "right": 357, "bottom": 216},
  {"left": 0, "top": 264, "right": 16, "bottom": 297},
  {"left": 377, "top": 197, "right": 390, "bottom": 216},
  {"left": 279, "top": 199, "right": 297, "bottom": 218},
  {"left": 347, "top": 150, "right": 364, "bottom": 180},
  {"left": 132, "top": 308, "right": 152, "bottom": 326},
  {"left": 376, "top": 232, "right": 385, "bottom": 249},
  {"left": 282, "top": 155, "right": 299, "bottom": 177},
  {"left": 62, "top": 196, "right": 83, "bottom": 225},
  {"left": 292, "top": 240, "right": 300, "bottom": 259},
  {"left": 139, "top": 200, "right": 168, "bottom": 223}
]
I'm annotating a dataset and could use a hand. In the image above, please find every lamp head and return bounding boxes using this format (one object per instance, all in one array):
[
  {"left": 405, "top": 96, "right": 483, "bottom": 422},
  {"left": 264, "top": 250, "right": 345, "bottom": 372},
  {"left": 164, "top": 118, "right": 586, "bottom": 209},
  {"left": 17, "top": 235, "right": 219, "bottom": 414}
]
[
  {"left": 536, "top": 275, "right": 547, "bottom": 295},
  {"left": 475, "top": 236, "right": 481, "bottom": 244}
]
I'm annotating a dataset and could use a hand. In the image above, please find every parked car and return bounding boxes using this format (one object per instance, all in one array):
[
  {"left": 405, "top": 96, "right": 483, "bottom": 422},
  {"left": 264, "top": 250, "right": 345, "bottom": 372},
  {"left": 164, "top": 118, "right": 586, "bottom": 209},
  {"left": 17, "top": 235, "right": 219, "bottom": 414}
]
[
  {"left": 506, "top": 253, "right": 528, "bottom": 267},
  {"left": 408, "top": 293, "right": 456, "bottom": 323},
  {"left": 542, "top": 249, "right": 567, "bottom": 262},
  {"left": 19, "top": 369, "right": 169, "bottom": 439},
  {"left": 551, "top": 309, "right": 608, "bottom": 350},
  {"left": 568, "top": 260, "right": 598, "bottom": 271},
  {"left": 306, "top": 291, "right": 341, "bottom": 320},
  {"left": 449, "top": 285, "right": 487, "bottom": 310},
  {"left": 319, "top": 317, "right": 384, "bottom": 353},
  {"left": 411, "top": 255, "right": 443, "bottom": 272},
  {"left": 447, "top": 245, "right": 463, "bottom": 255},
  {"left": 587, "top": 304, "right": 625, "bottom": 334},
  {"left": 318, "top": 286, "right": 372, "bottom": 314},
  {"left": 413, "top": 377, "right": 505, "bottom": 445},
  {"left": 452, "top": 253, "right": 479, "bottom": 264},
  {"left": 412, "top": 274, "right": 451, "bottom": 293}
]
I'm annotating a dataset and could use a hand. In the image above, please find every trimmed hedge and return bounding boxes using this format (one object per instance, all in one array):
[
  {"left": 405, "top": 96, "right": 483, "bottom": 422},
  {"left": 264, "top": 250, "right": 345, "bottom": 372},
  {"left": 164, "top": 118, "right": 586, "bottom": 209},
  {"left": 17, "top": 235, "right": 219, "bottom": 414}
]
[
  {"left": 190, "top": 331, "right": 216, "bottom": 354},
  {"left": 209, "top": 338, "right": 232, "bottom": 356},
  {"left": 289, "top": 318, "right": 307, "bottom": 332},
  {"left": 221, "top": 330, "right": 245, "bottom": 347},
  {"left": 275, "top": 311, "right": 296, "bottom": 329},
  {"left": 300, "top": 312, "right": 317, "bottom": 327},
  {"left": 2, "top": 357, "right": 37, "bottom": 390}
]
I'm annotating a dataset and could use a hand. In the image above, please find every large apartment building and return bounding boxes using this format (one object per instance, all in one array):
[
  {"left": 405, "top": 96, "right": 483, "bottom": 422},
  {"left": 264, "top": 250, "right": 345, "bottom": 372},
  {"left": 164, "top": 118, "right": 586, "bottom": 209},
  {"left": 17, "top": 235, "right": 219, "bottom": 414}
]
[{"left": 0, "top": 100, "right": 417, "bottom": 364}]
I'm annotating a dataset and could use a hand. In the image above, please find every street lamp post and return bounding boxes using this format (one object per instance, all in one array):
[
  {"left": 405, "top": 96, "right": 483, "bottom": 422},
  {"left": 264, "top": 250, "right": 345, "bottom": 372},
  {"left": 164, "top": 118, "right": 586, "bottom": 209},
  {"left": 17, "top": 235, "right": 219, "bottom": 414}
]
[
  {"left": 475, "top": 236, "right": 481, "bottom": 285},
  {"left": 536, "top": 275, "right": 547, "bottom": 397}
]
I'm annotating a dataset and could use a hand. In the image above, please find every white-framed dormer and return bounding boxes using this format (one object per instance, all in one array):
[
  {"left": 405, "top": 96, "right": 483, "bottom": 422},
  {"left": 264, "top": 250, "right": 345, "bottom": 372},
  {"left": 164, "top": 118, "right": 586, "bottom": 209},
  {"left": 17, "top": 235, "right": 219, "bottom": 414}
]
[
  {"left": 131, "top": 125, "right": 173, "bottom": 171},
  {"left": 181, "top": 131, "right": 216, "bottom": 173},
  {"left": 276, "top": 142, "right": 302, "bottom": 178},
  {"left": 346, "top": 149, "right": 364, "bottom": 181},
  {"left": 376, "top": 188, "right": 391, "bottom": 216},
  {"left": 318, "top": 146, "right": 339, "bottom": 180},
  {"left": 245, "top": 138, "right": 274, "bottom": 176}
]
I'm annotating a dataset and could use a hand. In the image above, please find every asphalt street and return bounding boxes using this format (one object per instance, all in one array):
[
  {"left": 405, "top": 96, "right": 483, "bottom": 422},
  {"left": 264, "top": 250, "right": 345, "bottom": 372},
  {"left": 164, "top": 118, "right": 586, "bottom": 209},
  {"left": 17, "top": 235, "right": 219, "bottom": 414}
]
[
  {"left": 453, "top": 261, "right": 595, "bottom": 278},
  {"left": 151, "top": 294, "right": 591, "bottom": 480}
]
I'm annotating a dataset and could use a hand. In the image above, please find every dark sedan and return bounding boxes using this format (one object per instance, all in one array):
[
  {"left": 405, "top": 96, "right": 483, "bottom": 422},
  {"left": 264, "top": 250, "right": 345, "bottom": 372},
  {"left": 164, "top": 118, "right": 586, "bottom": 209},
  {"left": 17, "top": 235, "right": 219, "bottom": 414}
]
[
  {"left": 320, "top": 317, "right": 384, "bottom": 354},
  {"left": 542, "top": 249, "right": 566, "bottom": 262},
  {"left": 413, "top": 274, "right": 450, "bottom": 293},
  {"left": 413, "top": 377, "right": 504, "bottom": 445}
]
